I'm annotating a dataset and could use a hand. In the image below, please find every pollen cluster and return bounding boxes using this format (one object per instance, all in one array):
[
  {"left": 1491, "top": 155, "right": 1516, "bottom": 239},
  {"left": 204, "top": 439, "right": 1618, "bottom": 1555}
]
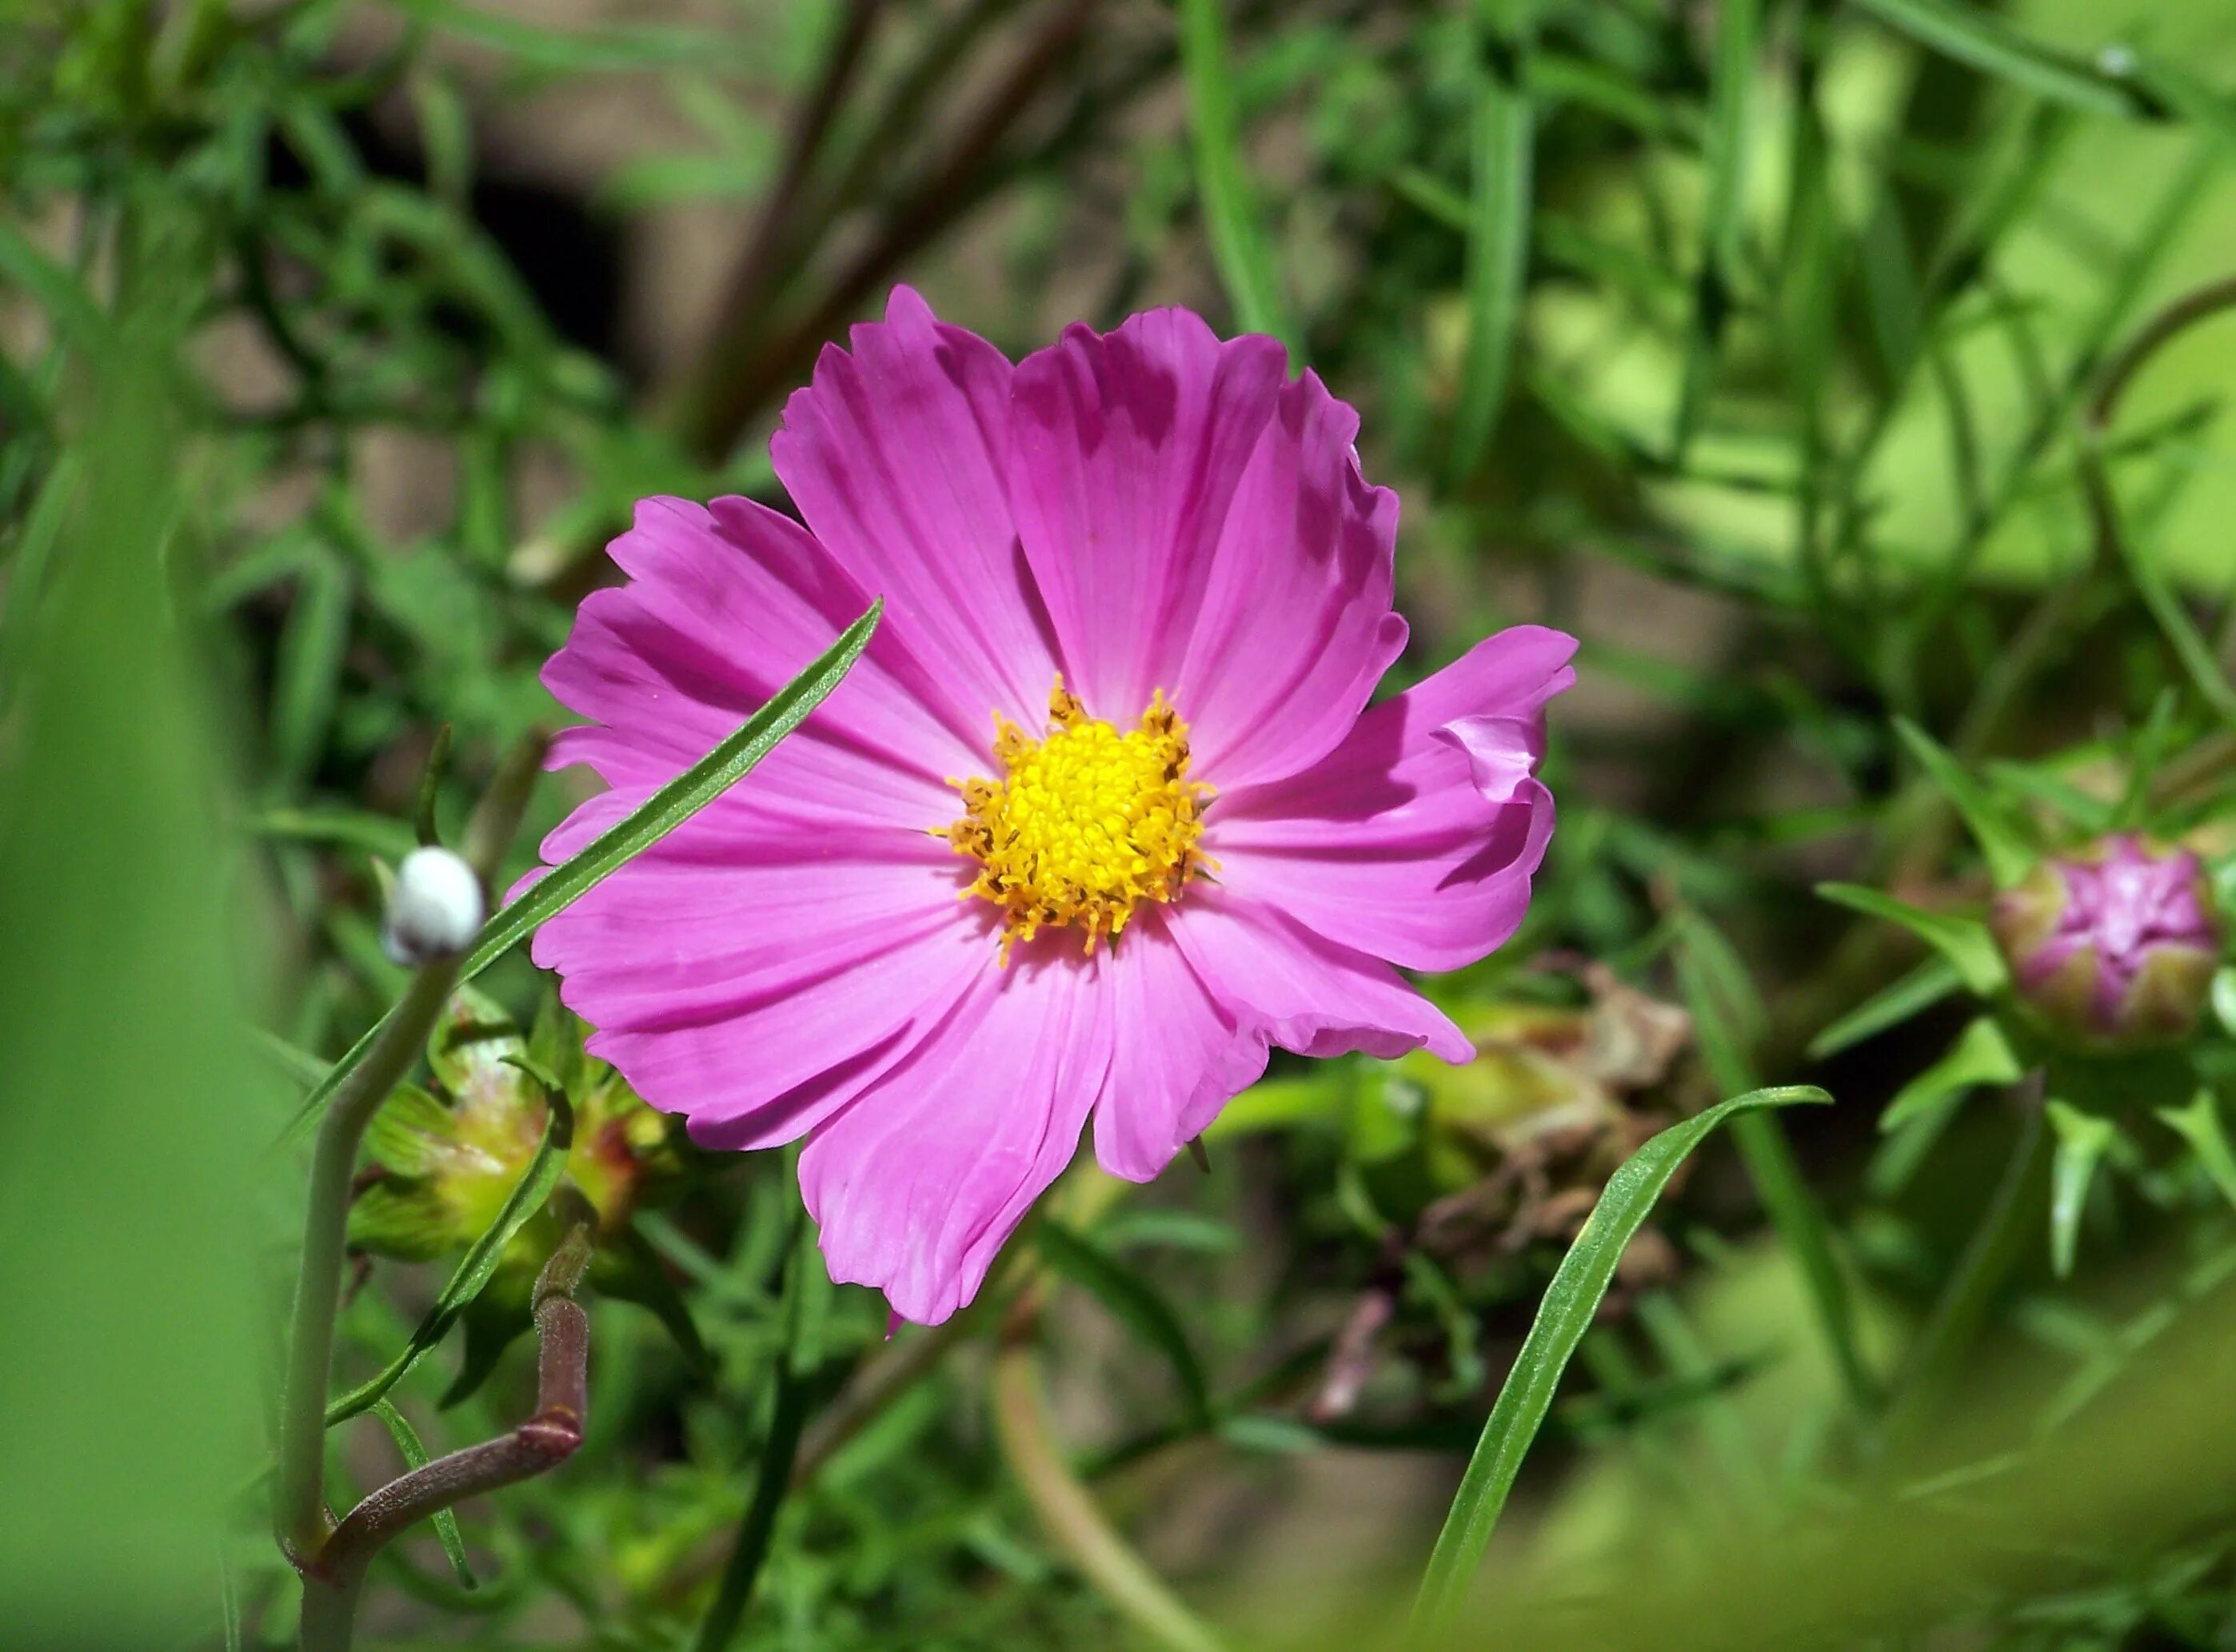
[{"left": 938, "top": 679, "right": 1212, "bottom": 961}]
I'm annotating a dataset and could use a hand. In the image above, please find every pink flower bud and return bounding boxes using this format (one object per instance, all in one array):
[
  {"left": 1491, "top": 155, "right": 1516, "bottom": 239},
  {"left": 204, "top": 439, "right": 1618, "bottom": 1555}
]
[{"left": 1990, "top": 835, "right": 2222, "bottom": 1047}]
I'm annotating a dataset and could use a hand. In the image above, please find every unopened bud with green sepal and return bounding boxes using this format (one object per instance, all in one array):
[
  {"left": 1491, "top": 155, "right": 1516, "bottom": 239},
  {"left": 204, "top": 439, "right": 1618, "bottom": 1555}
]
[
  {"left": 350, "top": 984, "right": 676, "bottom": 1265},
  {"left": 1989, "top": 835, "right": 2222, "bottom": 1050}
]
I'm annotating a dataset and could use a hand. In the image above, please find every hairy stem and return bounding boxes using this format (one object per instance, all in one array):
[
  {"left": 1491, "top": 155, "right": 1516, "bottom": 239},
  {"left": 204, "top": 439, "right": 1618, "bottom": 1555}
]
[
  {"left": 274, "top": 959, "right": 463, "bottom": 1559},
  {"left": 274, "top": 732, "right": 545, "bottom": 1558}
]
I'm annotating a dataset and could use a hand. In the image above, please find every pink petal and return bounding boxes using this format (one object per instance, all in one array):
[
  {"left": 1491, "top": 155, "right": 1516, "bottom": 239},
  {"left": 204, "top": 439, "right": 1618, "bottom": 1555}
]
[
  {"left": 543, "top": 494, "right": 976, "bottom": 832},
  {"left": 801, "top": 952, "right": 1113, "bottom": 1324},
  {"left": 771, "top": 286, "right": 1059, "bottom": 732},
  {"left": 1168, "top": 886, "right": 1472, "bottom": 1063},
  {"left": 1008, "top": 308, "right": 1288, "bottom": 716},
  {"left": 1090, "top": 908, "right": 1270, "bottom": 1182},
  {"left": 531, "top": 823, "right": 988, "bottom": 1148},
  {"left": 1208, "top": 625, "right": 1576, "bottom": 973},
  {"left": 1175, "top": 371, "right": 1410, "bottom": 788}
]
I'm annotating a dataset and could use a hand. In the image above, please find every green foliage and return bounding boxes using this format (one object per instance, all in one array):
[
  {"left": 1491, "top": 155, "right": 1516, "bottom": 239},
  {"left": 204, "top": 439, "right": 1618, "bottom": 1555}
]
[{"left": 6, "top": 0, "right": 2236, "bottom": 1647}]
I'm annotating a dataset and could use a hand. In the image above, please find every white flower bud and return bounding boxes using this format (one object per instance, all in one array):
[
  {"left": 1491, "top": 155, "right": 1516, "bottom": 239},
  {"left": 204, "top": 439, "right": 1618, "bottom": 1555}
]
[{"left": 381, "top": 846, "right": 486, "bottom": 967}]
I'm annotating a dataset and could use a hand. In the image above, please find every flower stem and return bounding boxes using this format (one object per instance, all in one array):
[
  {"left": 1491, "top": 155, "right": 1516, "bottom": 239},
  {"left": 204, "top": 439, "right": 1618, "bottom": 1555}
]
[
  {"left": 693, "top": 1215, "right": 820, "bottom": 1652},
  {"left": 1878, "top": 1076, "right": 2050, "bottom": 1458},
  {"left": 274, "top": 957, "right": 462, "bottom": 1560},
  {"left": 992, "top": 1319, "right": 1226, "bottom": 1652},
  {"left": 299, "top": 1203, "right": 597, "bottom": 1652},
  {"left": 274, "top": 732, "right": 545, "bottom": 1561}
]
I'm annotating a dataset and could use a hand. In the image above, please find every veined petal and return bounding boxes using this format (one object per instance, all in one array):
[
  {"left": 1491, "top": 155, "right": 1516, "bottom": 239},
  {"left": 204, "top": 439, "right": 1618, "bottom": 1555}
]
[
  {"left": 1008, "top": 308, "right": 1287, "bottom": 716},
  {"left": 771, "top": 285, "right": 1059, "bottom": 732},
  {"left": 1090, "top": 908, "right": 1270, "bottom": 1182},
  {"left": 1176, "top": 371, "right": 1409, "bottom": 788},
  {"left": 544, "top": 493, "right": 976, "bottom": 831},
  {"left": 801, "top": 950, "right": 1113, "bottom": 1324},
  {"left": 533, "top": 834, "right": 986, "bottom": 1150},
  {"left": 1168, "top": 887, "right": 1472, "bottom": 1063},
  {"left": 1209, "top": 626, "right": 1576, "bottom": 972}
]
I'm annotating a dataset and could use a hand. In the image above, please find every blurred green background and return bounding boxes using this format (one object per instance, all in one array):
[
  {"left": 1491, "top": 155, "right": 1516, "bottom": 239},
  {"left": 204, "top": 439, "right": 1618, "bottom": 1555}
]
[{"left": 4, "top": 1, "right": 2236, "bottom": 1648}]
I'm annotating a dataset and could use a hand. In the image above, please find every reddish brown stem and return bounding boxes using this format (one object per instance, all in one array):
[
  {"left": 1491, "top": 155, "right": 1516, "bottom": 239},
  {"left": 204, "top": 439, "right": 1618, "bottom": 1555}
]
[{"left": 297, "top": 1207, "right": 596, "bottom": 1652}]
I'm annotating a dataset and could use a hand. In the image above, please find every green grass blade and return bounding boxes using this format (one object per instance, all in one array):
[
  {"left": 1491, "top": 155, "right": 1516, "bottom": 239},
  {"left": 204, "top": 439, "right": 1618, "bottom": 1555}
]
[
  {"left": 1444, "top": 50, "right": 1534, "bottom": 486},
  {"left": 1891, "top": 717, "right": 2037, "bottom": 887},
  {"left": 1409, "top": 1085, "right": 1831, "bottom": 1632},
  {"left": 2112, "top": 531, "right": 2236, "bottom": 724},
  {"left": 0, "top": 217, "right": 108, "bottom": 350},
  {"left": 325, "top": 1076, "right": 575, "bottom": 1426},
  {"left": 1674, "top": 0, "right": 1759, "bottom": 455},
  {"left": 277, "top": 600, "right": 881, "bottom": 1146},
  {"left": 1816, "top": 882, "right": 2009, "bottom": 995},
  {"left": 1807, "top": 956, "right": 1963, "bottom": 1059},
  {"left": 1176, "top": 0, "right": 1296, "bottom": 357},
  {"left": 1848, "top": 0, "right": 2142, "bottom": 118},
  {"left": 1037, "top": 1218, "right": 1212, "bottom": 1427},
  {"left": 369, "top": 1400, "right": 477, "bottom": 1588}
]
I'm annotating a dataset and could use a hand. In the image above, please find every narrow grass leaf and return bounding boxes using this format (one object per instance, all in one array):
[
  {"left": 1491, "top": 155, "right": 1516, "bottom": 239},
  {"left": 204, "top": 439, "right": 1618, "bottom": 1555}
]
[
  {"left": 2157, "top": 1091, "right": 2236, "bottom": 1212},
  {"left": 1176, "top": 0, "right": 1296, "bottom": 356},
  {"left": 1410, "top": 1085, "right": 1831, "bottom": 1632},
  {"left": 1816, "top": 883, "right": 2008, "bottom": 995},
  {"left": 1849, "top": 0, "right": 2142, "bottom": 118},
  {"left": 270, "top": 553, "right": 354, "bottom": 788},
  {"left": 2112, "top": 534, "right": 2236, "bottom": 724},
  {"left": 325, "top": 1080, "right": 573, "bottom": 1427},
  {"left": 1892, "top": 718, "right": 2036, "bottom": 886},
  {"left": 0, "top": 217, "right": 107, "bottom": 350},
  {"left": 369, "top": 1400, "right": 477, "bottom": 1588},
  {"left": 1674, "top": 0, "right": 1759, "bottom": 453},
  {"left": 2045, "top": 1101, "right": 2116, "bottom": 1279},
  {"left": 278, "top": 601, "right": 880, "bottom": 1145},
  {"left": 1671, "top": 909, "right": 1875, "bottom": 1416},
  {"left": 1445, "top": 52, "right": 1533, "bottom": 485},
  {"left": 1037, "top": 1219, "right": 1212, "bottom": 1426},
  {"left": 1880, "top": 1016, "right": 2021, "bottom": 1135},
  {"left": 1808, "top": 956, "right": 1963, "bottom": 1059}
]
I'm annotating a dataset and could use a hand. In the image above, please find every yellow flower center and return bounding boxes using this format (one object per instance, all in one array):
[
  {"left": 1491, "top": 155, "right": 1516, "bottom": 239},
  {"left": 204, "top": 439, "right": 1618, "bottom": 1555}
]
[{"left": 937, "top": 678, "right": 1213, "bottom": 962}]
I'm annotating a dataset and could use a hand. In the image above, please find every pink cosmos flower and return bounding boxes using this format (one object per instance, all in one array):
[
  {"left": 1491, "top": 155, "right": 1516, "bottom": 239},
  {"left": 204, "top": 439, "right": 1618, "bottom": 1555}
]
[{"left": 530, "top": 289, "right": 1575, "bottom": 1323}]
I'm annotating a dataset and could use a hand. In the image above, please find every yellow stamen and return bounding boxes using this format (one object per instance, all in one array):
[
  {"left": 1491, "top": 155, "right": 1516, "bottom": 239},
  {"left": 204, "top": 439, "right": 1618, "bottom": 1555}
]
[{"left": 936, "top": 677, "right": 1213, "bottom": 963}]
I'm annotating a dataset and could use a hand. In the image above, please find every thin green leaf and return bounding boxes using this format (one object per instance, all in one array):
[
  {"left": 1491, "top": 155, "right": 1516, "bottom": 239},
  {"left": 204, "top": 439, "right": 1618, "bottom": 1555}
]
[
  {"left": 1037, "top": 1219, "right": 1212, "bottom": 1427},
  {"left": 278, "top": 601, "right": 880, "bottom": 1146},
  {"left": 369, "top": 1400, "right": 477, "bottom": 1588},
  {"left": 600, "top": 1227, "right": 716, "bottom": 1378},
  {"left": 325, "top": 1081, "right": 573, "bottom": 1427},
  {"left": 1445, "top": 45, "right": 1534, "bottom": 485},
  {"left": 2112, "top": 531, "right": 2236, "bottom": 724},
  {"left": 414, "top": 724, "right": 453, "bottom": 849},
  {"left": 1891, "top": 718, "right": 2035, "bottom": 887},
  {"left": 1848, "top": 0, "right": 2143, "bottom": 118},
  {"left": 1673, "top": 912, "right": 1875, "bottom": 1413},
  {"left": 1816, "top": 883, "right": 2009, "bottom": 996},
  {"left": 1410, "top": 1085, "right": 1831, "bottom": 1632},
  {"left": 2130, "top": 54, "right": 2236, "bottom": 156},
  {"left": 270, "top": 553, "right": 354, "bottom": 787},
  {"left": 1808, "top": 957, "right": 1963, "bottom": 1059},
  {"left": 1673, "top": 0, "right": 1759, "bottom": 454},
  {"left": 1176, "top": 0, "right": 1296, "bottom": 355},
  {"left": 0, "top": 453, "right": 83, "bottom": 705},
  {"left": 2045, "top": 1101, "right": 2116, "bottom": 1279},
  {"left": 2157, "top": 1091, "right": 2236, "bottom": 1212},
  {"left": 1880, "top": 1016, "right": 2022, "bottom": 1135},
  {"left": 0, "top": 217, "right": 107, "bottom": 350}
]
